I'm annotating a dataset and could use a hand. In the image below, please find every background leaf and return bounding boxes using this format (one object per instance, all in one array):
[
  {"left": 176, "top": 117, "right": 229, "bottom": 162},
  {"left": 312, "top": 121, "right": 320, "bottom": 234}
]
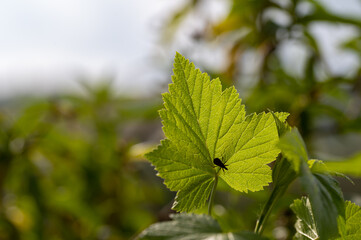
[
  {"left": 254, "top": 112, "right": 294, "bottom": 234},
  {"left": 292, "top": 199, "right": 361, "bottom": 240},
  {"left": 277, "top": 128, "right": 308, "bottom": 172},
  {"left": 299, "top": 164, "right": 344, "bottom": 240},
  {"left": 137, "top": 213, "right": 268, "bottom": 240},
  {"left": 291, "top": 197, "right": 319, "bottom": 240},
  {"left": 338, "top": 201, "right": 361, "bottom": 240},
  {"left": 278, "top": 129, "right": 344, "bottom": 240},
  {"left": 325, "top": 152, "right": 361, "bottom": 178},
  {"left": 271, "top": 112, "right": 291, "bottom": 138}
]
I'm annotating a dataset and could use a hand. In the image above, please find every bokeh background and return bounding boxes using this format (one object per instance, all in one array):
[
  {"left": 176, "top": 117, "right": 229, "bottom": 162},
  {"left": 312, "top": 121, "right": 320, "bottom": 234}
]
[{"left": 1, "top": 0, "right": 361, "bottom": 239}]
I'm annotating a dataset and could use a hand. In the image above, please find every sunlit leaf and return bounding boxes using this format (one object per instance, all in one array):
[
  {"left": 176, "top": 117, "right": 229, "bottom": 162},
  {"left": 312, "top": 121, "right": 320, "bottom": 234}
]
[{"left": 146, "top": 53, "right": 280, "bottom": 212}]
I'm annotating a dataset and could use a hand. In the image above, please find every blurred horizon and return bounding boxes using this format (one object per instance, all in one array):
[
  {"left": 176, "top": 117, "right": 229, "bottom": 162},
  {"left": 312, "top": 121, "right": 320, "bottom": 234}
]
[{"left": 1, "top": 0, "right": 360, "bottom": 100}]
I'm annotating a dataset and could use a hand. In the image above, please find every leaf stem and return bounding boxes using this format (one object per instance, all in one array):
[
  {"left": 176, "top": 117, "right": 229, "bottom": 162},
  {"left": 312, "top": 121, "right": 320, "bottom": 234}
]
[
  {"left": 254, "top": 186, "right": 284, "bottom": 235},
  {"left": 208, "top": 171, "right": 219, "bottom": 216}
]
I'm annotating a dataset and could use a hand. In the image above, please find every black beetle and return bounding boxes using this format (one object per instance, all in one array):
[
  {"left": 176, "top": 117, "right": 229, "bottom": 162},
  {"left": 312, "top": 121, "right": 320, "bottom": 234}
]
[{"left": 213, "top": 158, "right": 228, "bottom": 172}]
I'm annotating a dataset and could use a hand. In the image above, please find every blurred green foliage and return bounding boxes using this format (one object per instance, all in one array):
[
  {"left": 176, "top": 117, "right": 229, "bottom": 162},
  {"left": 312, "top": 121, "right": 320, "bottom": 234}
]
[
  {"left": 166, "top": 0, "right": 361, "bottom": 152},
  {"left": 0, "top": 84, "right": 174, "bottom": 239}
]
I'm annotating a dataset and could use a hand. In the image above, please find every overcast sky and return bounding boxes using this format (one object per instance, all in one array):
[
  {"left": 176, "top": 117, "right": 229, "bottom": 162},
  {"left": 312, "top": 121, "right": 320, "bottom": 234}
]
[
  {"left": 0, "top": 0, "right": 360, "bottom": 99},
  {"left": 0, "top": 0, "right": 182, "bottom": 98}
]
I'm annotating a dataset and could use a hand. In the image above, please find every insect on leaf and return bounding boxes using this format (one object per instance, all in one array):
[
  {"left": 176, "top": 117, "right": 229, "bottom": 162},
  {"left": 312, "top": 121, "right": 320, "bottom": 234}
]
[{"left": 146, "top": 53, "right": 280, "bottom": 212}]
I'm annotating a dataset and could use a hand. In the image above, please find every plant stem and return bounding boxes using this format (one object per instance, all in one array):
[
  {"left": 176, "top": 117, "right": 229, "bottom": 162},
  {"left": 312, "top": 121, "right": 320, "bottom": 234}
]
[
  {"left": 208, "top": 172, "right": 218, "bottom": 216},
  {"left": 254, "top": 186, "right": 284, "bottom": 235}
]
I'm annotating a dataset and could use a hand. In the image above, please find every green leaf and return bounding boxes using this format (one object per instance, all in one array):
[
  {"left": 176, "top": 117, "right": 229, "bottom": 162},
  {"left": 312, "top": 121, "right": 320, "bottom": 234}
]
[
  {"left": 307, "top": 159, "right": 329, "bottom": 174},
  {"left": 292, "top": 200, "right": 361, "bottom": 240},
  {"left": 137, "top": 213, "right": 268, "bottom": 240},
  {"left": 291, "top": 197, "right": 319, "bottom": 240},
  {"left": 254, "top": 111, "right": 293, "bottom": 234},
  {"left": 146, "top": 53, "right": 280, "bottom": 212},
  {"left": 219, "top": 112, "right": 280, "bottom": 192},
  {"left": 271, "top": 111, "right": 295, "bottom": 188},
  {"left": 338, "top": 201, "right": 361, "bottom": 240},
  {"left": 277, "top": 128, "right": 308, "bottom": 173},
  {"left": 270, "top": 111, "right": 290, "bottom": 137},
  {"left": 254, "top": 111, "right": 295, "bottom": 234},
  {"left": 299, "top": 164, "right": 344, "bottom": 240},
  {"left": 278, "top": 128, "right": 344, "bottom": 240},
  {"left": 272, "top": 157, "right": 296, "bottom": 189},
  {"left": 146, "top": 139, "right": 215, "bottom": 211},
  {"left": 309, "top": 159, "right": 354, "bottom": 184},
  {"left": 254, "top": 157, "right": 297, "bottom": 235},
  {"left": 325, "top": 152, "right": 361, "bottom": 178}
]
